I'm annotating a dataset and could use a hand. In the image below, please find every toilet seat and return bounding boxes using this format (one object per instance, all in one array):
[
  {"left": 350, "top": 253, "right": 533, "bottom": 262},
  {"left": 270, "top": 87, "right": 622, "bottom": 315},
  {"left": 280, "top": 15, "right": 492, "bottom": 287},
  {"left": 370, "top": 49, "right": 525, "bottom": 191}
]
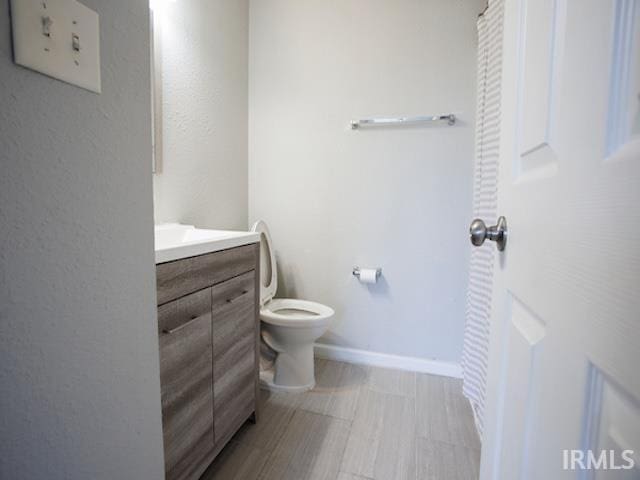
[
  {"left": 252, "top": 220, "right": 277, "bottom": 307},
  {"left": 261, "top": 298, "right": 334, "bottom": 327},
  {"left": 250, "top": 220, "right": 335, "bottom": 325}
]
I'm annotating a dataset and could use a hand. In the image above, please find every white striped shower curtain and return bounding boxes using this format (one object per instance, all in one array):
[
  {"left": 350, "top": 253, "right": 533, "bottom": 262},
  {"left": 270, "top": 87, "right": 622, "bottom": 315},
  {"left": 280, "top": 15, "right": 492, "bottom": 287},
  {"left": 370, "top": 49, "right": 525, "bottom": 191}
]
[{"left": 461, "top": 0, "right": 504, "bottom": 440}]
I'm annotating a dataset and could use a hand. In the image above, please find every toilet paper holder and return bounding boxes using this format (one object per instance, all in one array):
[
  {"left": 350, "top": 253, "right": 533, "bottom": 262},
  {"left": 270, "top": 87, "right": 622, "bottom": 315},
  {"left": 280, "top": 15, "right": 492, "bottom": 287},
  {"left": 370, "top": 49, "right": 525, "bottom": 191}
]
[{"left": 352, "top": 266, "right": 382, "bottom": 280}]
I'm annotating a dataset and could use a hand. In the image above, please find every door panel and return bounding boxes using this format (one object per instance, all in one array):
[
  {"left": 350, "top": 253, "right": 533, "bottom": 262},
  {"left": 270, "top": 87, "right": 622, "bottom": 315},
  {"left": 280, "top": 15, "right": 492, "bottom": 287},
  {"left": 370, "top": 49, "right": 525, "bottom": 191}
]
[
  {"left": 583, "top": 366, "right": 640, "bottom": 479},
  {"left": 211, "top": 271, "right": 256, "bottom": 445},
  {"left": 158, "top": 288, "right": 214, "bottom": 480},
  {"left": 481, "top": 0, "right": 640, "bottom": 478},
  {"left": 517, "top": 0, "right": 563, "bottom": 179},
  {"left": 607, "top": 0, "right": 640, "bottom": 156},
  {"left": 519, "top": 0, "right": 559, "bottom": 155},
  {"left": 496, "top": 296, "right": 546, "bottom": 480}
]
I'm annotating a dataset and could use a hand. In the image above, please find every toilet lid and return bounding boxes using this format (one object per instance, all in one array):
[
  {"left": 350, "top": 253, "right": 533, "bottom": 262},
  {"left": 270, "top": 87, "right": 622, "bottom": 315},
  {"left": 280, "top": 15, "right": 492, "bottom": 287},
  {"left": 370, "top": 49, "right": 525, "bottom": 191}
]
[{"left": 251, "top": 220, "right": 277, "bottom": 306}]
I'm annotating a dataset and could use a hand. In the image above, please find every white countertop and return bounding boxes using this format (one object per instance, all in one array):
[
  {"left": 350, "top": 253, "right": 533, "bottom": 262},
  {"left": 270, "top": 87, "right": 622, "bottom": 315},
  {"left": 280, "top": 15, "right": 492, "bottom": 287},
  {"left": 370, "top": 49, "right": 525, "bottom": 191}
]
[{"left": 154, "top": 223, "right": 260, "bottom": 264}]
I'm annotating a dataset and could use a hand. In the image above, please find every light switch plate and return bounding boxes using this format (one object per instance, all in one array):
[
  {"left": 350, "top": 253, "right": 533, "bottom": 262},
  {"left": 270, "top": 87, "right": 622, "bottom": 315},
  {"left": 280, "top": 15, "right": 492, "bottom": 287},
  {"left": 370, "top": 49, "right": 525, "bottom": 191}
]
[{"left": 10, "top": 0, "right": 101, "bottom": 93}]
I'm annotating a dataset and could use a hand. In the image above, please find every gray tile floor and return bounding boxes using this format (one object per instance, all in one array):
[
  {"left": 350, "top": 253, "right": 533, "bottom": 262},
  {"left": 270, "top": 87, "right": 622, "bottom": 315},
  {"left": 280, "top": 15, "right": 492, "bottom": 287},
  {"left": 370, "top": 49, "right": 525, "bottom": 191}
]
[{"left": 202, "top": 359, "right": 480, "bottom": 480}]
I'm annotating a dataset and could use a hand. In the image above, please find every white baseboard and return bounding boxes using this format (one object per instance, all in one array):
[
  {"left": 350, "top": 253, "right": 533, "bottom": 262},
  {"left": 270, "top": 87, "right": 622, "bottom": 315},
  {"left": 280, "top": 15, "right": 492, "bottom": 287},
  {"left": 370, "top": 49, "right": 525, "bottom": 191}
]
[{"left": 314, "top": 343, "right": 462, "bottom": 378}]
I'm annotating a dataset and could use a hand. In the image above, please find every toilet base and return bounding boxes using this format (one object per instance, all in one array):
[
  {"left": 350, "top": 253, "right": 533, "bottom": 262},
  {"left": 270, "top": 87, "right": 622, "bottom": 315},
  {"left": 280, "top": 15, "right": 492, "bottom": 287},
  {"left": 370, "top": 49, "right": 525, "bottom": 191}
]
[{"left": 259, "top": 368, "right": 315, "bottom": 393}]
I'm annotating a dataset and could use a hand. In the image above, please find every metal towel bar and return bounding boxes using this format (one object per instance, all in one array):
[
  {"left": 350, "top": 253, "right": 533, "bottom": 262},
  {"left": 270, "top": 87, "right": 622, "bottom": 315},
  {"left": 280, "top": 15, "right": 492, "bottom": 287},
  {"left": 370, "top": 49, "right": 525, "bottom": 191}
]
[{"left": 350, "top": 114, "right": 456, "bottom": 129}]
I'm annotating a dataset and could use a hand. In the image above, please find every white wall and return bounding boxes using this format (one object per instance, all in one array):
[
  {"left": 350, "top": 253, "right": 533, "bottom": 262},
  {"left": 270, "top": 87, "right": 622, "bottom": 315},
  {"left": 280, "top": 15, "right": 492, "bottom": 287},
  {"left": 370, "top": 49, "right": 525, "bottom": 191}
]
[
  {"left": 0, "top": 1, "right": 165, "bottom": 478},
  {"left": 153, "top": 0, "right": 249, "bottom": 230},
  {"left": 249, "top": 0, "right": 483, "bottom": 363}
]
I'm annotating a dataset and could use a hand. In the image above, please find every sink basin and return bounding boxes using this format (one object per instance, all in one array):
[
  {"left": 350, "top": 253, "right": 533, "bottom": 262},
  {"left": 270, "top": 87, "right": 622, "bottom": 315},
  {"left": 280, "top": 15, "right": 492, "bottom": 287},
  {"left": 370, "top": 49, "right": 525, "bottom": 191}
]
[{"left": 154, "top": 223, "right": 260, "bottom": 264}]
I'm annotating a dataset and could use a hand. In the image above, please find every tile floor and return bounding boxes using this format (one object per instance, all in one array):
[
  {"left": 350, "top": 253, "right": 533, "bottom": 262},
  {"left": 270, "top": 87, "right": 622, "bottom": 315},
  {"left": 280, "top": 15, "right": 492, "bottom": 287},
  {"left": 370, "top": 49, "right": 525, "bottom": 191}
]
[{"left": 202, "top": 359, "right": 480, "bottom": 480}]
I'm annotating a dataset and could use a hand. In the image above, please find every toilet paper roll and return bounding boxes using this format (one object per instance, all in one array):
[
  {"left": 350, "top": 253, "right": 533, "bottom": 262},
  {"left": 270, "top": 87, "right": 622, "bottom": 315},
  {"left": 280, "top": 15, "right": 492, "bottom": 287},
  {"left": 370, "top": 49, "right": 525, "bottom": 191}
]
[{"left": 358, "top": 268, "right": 379, "bottom": 284}]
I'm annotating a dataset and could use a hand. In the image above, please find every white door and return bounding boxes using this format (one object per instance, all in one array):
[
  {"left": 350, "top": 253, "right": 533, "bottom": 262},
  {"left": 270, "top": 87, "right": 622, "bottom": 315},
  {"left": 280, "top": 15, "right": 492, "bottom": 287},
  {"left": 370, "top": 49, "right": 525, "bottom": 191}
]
[{"left": 479, "top": 0, "right": 640, "bottom": 479}]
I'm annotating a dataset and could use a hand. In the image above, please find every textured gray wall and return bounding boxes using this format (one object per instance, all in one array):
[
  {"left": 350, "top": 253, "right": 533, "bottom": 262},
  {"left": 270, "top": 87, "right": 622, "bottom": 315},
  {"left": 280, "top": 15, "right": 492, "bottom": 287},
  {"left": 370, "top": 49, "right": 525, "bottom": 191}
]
[
  {"left": 0, "top": 1, "right": 165, "bottom": 478},
  {"left": 152, "top": 0, "right": 249, "bottom": 230},
  {"left": 249, "top": 0, "right": 483, "bottom": 363}
]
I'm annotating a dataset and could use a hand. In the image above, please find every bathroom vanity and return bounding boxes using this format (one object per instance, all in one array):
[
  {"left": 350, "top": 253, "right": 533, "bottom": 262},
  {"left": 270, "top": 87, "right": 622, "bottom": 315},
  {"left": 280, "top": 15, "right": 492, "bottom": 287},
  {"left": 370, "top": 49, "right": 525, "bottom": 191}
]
[{"left": 155, "top": 224, "right": 261, "bottom": 480}]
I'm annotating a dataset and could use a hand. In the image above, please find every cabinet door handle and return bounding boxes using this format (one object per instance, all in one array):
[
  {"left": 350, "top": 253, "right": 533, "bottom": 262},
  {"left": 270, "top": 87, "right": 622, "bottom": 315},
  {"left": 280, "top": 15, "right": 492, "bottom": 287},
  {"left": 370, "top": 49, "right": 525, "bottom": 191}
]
[
  {"left": 226, "top": 290, "right": 249, "bottom": 304},
  {"left": 162, "top": 315, "right": 200, "bottom": 335}
]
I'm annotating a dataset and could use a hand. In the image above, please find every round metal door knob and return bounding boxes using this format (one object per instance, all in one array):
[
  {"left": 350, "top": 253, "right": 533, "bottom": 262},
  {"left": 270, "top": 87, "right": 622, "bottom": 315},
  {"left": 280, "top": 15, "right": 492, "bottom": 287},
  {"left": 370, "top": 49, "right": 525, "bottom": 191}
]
[
  {"left": 469, "top": 219, "right": 488, "bottom": 247},
  {"left": 469, "top": 216, "right": 507, "bottom": 251}
]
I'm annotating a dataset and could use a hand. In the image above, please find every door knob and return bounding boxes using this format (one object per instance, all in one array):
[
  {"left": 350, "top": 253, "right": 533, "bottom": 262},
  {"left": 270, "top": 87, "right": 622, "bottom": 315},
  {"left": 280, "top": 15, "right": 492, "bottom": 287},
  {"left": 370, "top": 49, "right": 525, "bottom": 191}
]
[{"left": 469, "top": 216, "right": 507, "bottom": 251}]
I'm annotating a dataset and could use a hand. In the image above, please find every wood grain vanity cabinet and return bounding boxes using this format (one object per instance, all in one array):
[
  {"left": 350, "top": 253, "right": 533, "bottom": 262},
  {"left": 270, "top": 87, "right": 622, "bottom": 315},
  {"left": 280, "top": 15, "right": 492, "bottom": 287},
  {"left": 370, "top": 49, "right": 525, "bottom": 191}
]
[{"left": 156, "top": 243, "right": 260, "bottom": 480}]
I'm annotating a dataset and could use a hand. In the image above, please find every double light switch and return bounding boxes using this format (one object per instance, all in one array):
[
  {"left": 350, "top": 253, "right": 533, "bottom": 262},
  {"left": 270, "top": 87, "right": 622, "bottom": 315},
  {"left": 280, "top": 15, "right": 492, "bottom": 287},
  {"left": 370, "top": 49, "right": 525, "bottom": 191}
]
[{"left": 10, "top": 0, "right": 101, "bottom": 93}]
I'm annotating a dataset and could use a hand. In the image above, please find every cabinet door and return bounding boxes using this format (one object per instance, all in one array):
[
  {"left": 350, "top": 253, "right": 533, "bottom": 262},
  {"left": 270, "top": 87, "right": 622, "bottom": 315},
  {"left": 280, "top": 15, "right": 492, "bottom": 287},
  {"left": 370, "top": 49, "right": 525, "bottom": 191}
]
[
  {"left": 211, "top": 270, "right": 257, "bottom": 445},
  {"left": 158, "top": 288, "right": 213, "bottom": 480}
]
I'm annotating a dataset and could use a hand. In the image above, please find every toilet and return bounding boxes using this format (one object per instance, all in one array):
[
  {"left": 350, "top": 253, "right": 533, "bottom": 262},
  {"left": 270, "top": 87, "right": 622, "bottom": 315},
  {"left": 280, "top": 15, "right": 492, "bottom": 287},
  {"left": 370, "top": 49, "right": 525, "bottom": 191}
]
[{"left": 252, "top": 220, "right": 334, "bottom": 392}]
